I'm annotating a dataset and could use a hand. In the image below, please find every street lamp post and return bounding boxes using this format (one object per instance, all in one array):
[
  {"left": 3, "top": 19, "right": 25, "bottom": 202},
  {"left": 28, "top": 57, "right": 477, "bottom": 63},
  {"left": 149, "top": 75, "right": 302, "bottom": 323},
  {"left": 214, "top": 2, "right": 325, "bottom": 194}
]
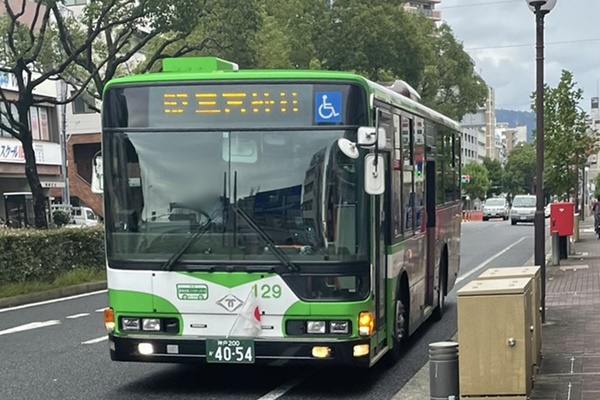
[{"left": 525, "top": 0, "right": 557, "bottom": 324}]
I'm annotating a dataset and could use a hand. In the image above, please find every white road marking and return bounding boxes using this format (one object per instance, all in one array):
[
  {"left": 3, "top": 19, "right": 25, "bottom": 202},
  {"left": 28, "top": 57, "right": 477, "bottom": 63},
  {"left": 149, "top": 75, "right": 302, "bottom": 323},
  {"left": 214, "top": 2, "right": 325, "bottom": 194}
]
[
  {"left": 82, "top": 335, "right": 108, "bottom": 345},
  {"left": 0, "top": 290, "right": 107, "bottom": 313},
  {"left": 95, "top": 308, "right": 107, "bottom": 313},
  {"left": 66, "top": 313, "right": 90, "bottom": 319},
  {"left": 570, "top": 356, "right": 575, "bottom": 373},
  {"left": 456, "top": 237, "right": 528, "bottom": 284},
  {"left": 257, "top": 374, "right": 310, "bottom": 400},
  {"left": 0, "top": 320, "right": 61, "bottom": 336}
]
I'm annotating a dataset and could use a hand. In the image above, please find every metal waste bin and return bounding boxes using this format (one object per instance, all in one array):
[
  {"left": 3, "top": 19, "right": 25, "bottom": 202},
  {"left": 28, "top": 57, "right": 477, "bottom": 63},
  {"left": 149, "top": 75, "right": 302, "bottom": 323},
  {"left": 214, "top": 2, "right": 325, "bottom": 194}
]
[
  {"left": 457, "top": 278, "right": 534, "bottom": 398},
  {"left": 477, "top": 266, "right": 542, "bottom": 372}
]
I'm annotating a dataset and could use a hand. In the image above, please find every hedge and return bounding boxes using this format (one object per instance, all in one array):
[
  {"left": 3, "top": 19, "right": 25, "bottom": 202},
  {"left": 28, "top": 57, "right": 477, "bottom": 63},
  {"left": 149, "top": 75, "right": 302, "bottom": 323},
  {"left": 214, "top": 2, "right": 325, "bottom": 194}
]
[{"left": 0, "top": 226, "right": 105, "bottom": 285}]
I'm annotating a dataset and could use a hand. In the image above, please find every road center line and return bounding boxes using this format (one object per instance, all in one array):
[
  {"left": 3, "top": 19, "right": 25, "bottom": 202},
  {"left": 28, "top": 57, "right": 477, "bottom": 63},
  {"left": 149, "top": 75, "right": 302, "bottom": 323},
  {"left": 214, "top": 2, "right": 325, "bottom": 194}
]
[
  {"left": 95, "top": 308, "right": 107, "bottom": 313},
  {"left": 0, "top": 290, "right": 107, "bottom": 313},
  {"left": 66, "top": 313, "right": 90, "bottom": 319},
  {"left": 82, "top": 335, "right": 108, "bottom": 345},
  {"left": 456, "top": 236, "right": 528, "bottom": 284},
  {"left": 256, "top": 373, "right": 311, "bottom": 400},
  {"left": 0, "top": 320, "right": 61, "bottom": 336}
]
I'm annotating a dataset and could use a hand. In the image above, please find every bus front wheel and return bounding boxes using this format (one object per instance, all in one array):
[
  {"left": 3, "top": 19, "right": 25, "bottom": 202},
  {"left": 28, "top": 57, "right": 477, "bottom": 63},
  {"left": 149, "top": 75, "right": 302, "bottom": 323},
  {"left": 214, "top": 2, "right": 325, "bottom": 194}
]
[{"left": 384, "top": 293, "right": 409, "bottom": 366}]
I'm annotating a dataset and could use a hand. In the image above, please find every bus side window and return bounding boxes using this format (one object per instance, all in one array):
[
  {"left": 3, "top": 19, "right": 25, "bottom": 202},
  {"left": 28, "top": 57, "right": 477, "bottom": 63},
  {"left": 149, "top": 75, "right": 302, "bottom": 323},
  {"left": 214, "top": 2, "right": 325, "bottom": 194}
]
[
  {"left": 392, "top": 113, "right": 403, "bottom": 239},
  {"left": 401, "top": 115, "right": 414, "bottom": 235}
]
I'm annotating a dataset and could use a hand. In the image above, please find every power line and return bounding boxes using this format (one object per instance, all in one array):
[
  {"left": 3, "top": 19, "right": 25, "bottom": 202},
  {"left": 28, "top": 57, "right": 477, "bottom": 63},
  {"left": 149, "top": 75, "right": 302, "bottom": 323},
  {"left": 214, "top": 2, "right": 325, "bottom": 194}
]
[
  {"left": 466, "top": 38, "right": 600, "bottom": 51},
  {"left": 439, "top": 0, "right": 520, "bottom": 9}
]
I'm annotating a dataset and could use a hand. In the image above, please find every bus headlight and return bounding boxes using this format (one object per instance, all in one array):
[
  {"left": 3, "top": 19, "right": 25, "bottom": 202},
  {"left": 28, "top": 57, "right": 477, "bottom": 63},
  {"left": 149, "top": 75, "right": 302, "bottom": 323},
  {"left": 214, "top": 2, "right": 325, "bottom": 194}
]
[
  {"left": 306, "top": 321, "right": 326, "bottom": 334},
  {"left": 122, "top": 318, "right": 141, "bottom": 331},
  {"left": 142, "top": 318, "right": 161, "bottom": 331}
]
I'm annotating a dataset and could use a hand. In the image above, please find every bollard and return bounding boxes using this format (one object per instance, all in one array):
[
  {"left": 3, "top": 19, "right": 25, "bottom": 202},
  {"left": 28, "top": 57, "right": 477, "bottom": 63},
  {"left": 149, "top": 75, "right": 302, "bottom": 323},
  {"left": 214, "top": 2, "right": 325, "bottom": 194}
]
[
  {"left": 429, "top": 341, "right": 459, "bottom": 400},
  {"left": 551, "top": 232, "right": 560, "bottom": 266}
]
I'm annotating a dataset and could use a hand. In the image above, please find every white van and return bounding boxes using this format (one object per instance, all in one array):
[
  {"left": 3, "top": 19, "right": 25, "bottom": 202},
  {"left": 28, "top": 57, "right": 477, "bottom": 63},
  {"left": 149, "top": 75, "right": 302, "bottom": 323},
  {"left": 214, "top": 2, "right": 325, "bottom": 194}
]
[{"left": 510, "top": 195, "right": 536, "bottom": 225}]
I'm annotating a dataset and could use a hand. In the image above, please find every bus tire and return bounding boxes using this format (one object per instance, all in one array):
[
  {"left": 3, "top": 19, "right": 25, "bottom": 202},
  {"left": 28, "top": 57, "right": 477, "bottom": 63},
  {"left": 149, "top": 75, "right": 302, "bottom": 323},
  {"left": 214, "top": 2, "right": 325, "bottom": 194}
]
[
  {"left": 432, "top": 252, "right": 447, "bottom": 322},
  {"left": 384, "top": 280, "right": 409, "bottom": 367}
]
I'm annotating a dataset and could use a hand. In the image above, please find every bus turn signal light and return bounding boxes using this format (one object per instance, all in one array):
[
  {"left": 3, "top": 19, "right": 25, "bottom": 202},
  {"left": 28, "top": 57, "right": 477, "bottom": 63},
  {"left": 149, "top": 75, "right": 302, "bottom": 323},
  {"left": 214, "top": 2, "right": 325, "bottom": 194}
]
[
  {"left": 358, "top": 312, "right": 374, "bottom": 336},
  {"left": 104, "top": 308, "right": 115, "bottom": 332}
]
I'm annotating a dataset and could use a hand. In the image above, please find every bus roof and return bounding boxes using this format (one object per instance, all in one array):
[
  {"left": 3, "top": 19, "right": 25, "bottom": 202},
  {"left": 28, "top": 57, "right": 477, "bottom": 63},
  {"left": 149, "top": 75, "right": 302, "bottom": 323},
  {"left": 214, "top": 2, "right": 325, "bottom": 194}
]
[{"left": 105, "top": 57, "right": 461, "bottom": 131}]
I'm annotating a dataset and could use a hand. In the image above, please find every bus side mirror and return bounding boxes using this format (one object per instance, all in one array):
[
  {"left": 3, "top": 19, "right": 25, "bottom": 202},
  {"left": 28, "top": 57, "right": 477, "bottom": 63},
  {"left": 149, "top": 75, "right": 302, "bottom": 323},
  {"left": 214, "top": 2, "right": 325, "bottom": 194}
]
[
  {"left": 364, "top": 153, "right": 385, "bottom": 195},
  {"left": 91, "top": 154, "right": 103, "bottom": 194},
  {"left": 358, "top": 127, "right": 386, "bottom": 148}
]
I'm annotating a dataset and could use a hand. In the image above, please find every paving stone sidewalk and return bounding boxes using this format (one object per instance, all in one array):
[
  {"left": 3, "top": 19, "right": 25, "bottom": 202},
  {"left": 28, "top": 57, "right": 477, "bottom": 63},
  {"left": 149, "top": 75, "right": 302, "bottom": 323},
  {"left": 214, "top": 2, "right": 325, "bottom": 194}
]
[{"left": 530, "top": 220, "right": 600, "bottom": 400}]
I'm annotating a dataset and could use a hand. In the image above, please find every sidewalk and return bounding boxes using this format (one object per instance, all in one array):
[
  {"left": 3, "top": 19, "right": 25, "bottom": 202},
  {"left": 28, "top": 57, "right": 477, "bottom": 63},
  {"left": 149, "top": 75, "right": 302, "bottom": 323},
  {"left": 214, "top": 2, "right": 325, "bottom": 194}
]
[{"left": 530, "top": 219, "right": 600, "bottom": 400}]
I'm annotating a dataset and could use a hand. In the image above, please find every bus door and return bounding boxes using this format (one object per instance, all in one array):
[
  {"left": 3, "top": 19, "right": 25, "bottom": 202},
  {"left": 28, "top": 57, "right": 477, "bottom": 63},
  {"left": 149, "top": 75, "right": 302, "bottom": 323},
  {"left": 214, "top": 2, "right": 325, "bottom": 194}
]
[
  {"left": 424, "top": 120, "right": 438, "bottom": 306},
  {"left": 374, "top": 107, "right": 392, "bottom": 342}
]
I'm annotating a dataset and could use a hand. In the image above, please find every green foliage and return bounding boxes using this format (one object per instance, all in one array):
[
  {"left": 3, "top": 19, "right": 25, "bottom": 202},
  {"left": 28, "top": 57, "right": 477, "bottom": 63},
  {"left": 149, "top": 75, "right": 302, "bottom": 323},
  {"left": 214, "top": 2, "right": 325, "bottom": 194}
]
[
  {"left": 594, "top": 173, "right": 600, "bottom": 198},
  {"left": 482, "top": 157, "right": 504, "bottom": 198},
  {"left": 462, "top": 162, "right": 489, "bottom": 200},
  {"left": 52, "top": 210, "right": 71, "bottom": 228},
  {"left": 419, "top": 24, "right": 488, "bottom": 121},
  {"left": 532, "top": 70, "right": 600, "bottom": 199},
  {"left": 0, "top": 226, "right": 105, "bottom": 286},
  {"left": 0, "top": 268, "right": 106, "bottom": 298},
  {"left": 503, "top": 143, "right": 536, "bottom": 196},
  {"left": 316, "top": 0, "right": 435, "bottom": 84}
]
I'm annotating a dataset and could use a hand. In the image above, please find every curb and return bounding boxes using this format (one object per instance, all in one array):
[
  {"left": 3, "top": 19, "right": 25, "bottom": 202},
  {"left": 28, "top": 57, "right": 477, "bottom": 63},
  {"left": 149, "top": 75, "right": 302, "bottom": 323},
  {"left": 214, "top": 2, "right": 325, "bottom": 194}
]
[{"left": 0, "top": 281, "right": 107, "bottom": 310}]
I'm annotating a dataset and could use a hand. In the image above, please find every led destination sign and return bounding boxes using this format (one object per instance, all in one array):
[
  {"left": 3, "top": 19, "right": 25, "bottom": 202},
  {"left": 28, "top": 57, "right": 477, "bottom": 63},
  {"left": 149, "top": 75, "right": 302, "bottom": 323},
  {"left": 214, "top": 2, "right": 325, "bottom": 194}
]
[
  {"left": 148, "top": 84, "right": 312, "bottom": 128},
  {"left": 103, "top": 83, "right": 367, "bottom": 129}
]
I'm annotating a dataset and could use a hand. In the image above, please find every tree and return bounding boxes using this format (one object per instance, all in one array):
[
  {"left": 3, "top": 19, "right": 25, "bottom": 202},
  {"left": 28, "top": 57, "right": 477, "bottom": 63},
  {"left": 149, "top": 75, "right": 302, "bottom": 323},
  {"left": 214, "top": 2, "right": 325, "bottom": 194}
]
[
  {"left": 482, "top": 157, "right": 503, "bottom": 198},
  {"left": 0, "top": 0, "right": 128, "bottom": 228},
  {"left": 57, "top": 0, "right": 216, "bottom": 109},
  {"left": 314, "top": 1, "right": 486, "bottom": 121},
  {"left": 503, "top": 143, "right": 536, "bottom": 196},
  {"left": 315, "top": 0, "right": 436, "bottom": 83},
  {"left": 418, "top": 24, "right": 488, "bottom": 121},
  {"left": 532, "top": 70, "right": 599, "bottom": 200},
  {"left": 462, "top": 162, "right": 489, "bottom": 201},
  {"left": 254, "top": 0, "right": 326, "bottom": 69}
]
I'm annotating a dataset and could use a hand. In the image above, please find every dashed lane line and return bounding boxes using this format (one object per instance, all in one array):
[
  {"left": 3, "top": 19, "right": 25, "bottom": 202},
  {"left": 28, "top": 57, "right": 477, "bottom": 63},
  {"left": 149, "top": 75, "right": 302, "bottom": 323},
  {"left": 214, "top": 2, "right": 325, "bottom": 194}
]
[
  {"left": 0, "top": 320, "right": 61, "bottom": 336},
  {"left": 256, "top": 373, "right": 311, "bottom": 400},
  {"left": 82, "top": 335, "right": 108, "bottom": 345},
  {"left": 95, "top": 308, "right": 107, "bottom": 313},
  {"left": 66, "top": 313, "right": 90, "bottom": 319}
]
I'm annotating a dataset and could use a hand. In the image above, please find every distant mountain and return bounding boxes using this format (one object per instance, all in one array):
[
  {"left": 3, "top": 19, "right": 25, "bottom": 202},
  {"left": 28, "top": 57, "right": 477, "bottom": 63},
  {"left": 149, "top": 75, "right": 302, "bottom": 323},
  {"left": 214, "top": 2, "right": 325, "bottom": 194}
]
[{"left": 495, "top": 109, "right": 535, "bottom": 142}]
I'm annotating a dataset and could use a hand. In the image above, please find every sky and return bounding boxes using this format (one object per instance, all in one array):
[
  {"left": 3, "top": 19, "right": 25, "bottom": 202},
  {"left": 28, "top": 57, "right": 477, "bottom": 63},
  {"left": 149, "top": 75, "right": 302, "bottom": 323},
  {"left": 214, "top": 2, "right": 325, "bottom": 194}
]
[{"left": 440, "top": 0, "right": 600, "bottom": 112}]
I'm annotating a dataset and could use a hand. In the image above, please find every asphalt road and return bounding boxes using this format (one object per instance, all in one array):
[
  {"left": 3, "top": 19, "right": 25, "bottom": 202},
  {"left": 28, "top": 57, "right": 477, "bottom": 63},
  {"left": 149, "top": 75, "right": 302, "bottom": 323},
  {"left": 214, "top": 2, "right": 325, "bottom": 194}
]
[{"left": 0, "top": 219, "right": 538, "bottom": 400}]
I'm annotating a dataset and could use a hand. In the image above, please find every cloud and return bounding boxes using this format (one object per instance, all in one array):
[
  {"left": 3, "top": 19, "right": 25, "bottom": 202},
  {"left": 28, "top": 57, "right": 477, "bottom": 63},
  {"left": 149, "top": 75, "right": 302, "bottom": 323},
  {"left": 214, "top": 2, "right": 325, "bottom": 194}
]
[{"left": 441, "top": 0, "right": 600, "bottom": 112}]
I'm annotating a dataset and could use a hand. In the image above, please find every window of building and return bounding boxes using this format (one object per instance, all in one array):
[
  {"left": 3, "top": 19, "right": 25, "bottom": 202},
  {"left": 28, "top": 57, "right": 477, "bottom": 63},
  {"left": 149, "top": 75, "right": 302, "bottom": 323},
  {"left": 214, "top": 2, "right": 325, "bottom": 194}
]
[
  {"left": 63, "top": 0, "right": 88, "bottom": 5},
  {"left": 71, "top": 91, "right": 96, "bottom": 114}
]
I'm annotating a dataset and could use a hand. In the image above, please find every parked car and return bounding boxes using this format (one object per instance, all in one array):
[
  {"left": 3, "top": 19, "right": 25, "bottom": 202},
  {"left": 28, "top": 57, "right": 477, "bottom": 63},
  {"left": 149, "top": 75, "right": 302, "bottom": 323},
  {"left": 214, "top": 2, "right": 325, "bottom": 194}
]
[
  {"left": 482, "top": 197, "right": 509, "bottom": 221},
  {"left": 510, "top": 195, "right": 537, "bottom": 225}
]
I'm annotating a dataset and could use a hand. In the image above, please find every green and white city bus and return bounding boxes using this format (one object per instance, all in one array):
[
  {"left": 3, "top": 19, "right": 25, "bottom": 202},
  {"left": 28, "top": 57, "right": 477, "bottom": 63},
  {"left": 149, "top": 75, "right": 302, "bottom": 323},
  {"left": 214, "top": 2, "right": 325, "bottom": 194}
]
[{"left": 98, "top": 57, "right": 462, "bottom": 367}]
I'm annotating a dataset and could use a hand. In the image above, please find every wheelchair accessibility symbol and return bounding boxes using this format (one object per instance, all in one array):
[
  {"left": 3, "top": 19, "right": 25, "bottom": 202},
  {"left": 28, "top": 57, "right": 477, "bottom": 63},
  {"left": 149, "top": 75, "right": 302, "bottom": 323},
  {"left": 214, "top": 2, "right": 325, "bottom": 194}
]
[{"left": 315, "top": 91, "right": 342, "bottom": 123}]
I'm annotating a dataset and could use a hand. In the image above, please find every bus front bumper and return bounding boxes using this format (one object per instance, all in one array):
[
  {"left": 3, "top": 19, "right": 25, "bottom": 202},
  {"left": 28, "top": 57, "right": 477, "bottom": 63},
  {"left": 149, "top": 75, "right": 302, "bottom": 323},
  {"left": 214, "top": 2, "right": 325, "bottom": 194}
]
[{"left": 108, "top": 333, "right": 373, "bottom": 367}]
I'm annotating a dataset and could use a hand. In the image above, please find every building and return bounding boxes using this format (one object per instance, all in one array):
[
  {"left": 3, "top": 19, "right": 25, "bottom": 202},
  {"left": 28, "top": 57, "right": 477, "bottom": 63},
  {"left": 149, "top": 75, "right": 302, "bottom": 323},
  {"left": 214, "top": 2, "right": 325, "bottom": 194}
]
[
  {"left": 503, "top": 125, "right": 527, "bottom": 155},
  {"left": 404, "top": 0, "right": 442, "bottom": 21},
  {"left": 460, "top": 85, "right": 496, "bottom": 165},
  {"left": 0, "top": 0, "right": 64, "bottom": 220}
]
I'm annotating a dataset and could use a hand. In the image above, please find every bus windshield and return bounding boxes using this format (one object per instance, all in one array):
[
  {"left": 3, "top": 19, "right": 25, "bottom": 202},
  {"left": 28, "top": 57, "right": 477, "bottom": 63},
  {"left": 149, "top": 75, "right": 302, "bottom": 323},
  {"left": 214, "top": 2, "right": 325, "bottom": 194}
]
[{"left": 104, "top": 129, "right": 368, "bottom": 266}]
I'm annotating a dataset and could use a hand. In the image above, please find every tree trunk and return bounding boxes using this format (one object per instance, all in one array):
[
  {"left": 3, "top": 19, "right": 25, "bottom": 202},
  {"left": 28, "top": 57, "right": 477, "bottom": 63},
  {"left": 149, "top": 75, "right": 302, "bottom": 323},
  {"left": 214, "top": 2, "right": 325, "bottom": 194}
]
[{"left": 20, "top": 118, "right": 48, "bottom": 229}]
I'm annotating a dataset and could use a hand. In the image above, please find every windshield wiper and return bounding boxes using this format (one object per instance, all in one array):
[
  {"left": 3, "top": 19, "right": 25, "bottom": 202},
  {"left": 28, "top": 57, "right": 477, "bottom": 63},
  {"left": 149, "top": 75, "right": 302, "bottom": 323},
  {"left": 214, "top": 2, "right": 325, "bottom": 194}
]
[
  {"left": 231, "top": 204, "right": 299, "bottom": 273},
  {"left": 160, "top": 219, "right": 213, "bottom": 272}
]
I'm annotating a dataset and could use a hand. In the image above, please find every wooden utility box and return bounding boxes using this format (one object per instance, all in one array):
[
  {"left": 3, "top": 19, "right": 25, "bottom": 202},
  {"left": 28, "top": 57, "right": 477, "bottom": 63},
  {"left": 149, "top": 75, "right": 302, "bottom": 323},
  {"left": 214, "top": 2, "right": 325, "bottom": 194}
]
[
  {"left": 478, "top": 266, "right": 542, "bottom": 371},
  {"left": 458, "top": 278, "right": 534, "bottom": 397}
]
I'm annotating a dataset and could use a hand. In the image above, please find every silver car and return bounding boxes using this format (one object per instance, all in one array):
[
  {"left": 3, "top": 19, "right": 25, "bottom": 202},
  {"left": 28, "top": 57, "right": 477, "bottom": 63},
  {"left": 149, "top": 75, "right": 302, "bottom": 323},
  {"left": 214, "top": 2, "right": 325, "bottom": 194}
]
[
  {"left": 510, "top": 195, "right": 537, "bottom": 225},
  {"left": 483, "top": 197, "right": 509, "bottom": 221}
]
